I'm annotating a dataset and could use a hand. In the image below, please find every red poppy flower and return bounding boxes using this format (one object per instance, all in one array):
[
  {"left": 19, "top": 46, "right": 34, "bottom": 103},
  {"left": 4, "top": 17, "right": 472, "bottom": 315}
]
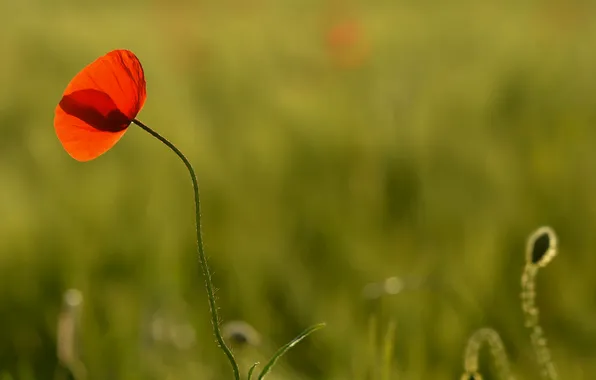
[
  {"left": 325, "top": 19, "right": 369, "bottom": 69},
  {"left": 54, "top": 49, "right": 147, "bottom": 161}
]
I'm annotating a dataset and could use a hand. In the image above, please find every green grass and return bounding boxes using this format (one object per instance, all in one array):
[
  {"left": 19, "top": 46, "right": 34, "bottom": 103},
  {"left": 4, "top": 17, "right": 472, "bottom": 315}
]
[{"left": 1, "top": 1, "right": 596, "bottom": 379}]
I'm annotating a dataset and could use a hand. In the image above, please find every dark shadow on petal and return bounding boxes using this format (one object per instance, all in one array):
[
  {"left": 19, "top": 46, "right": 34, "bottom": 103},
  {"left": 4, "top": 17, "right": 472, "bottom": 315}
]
[{"left": 59, "top": 89, "right": 130, "bottom": 132}]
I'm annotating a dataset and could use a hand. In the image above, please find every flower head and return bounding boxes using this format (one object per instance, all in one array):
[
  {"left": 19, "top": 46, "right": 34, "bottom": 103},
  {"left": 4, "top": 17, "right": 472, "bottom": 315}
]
[
  {"left": 326, "top": 18, "right": 369, "bottom": 69},
  {"left": 54, "top": 49, "right": 147, "bottom": 161}
]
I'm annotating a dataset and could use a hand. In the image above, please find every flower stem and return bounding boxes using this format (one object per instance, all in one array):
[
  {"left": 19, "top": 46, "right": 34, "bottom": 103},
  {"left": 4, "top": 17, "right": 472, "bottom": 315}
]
[{"left": 132, "top": 118, "right": 240, "bottom": 380}]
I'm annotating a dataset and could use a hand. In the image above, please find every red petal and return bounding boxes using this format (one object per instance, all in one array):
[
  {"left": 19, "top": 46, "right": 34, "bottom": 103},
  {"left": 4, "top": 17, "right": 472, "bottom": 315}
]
[{"left": 54, "top": 49, "right": 147, "bottom": 161}]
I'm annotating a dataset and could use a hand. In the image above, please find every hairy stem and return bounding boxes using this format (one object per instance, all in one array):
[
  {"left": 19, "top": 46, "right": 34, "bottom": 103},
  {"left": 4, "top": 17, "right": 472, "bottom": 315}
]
[
  {"left": 132, "top": 119, "right": 240, "bottom": 380},
  {"left": 462, "top": 327, "right": 514, "bottom": 380},
  {"left": 521, "top": 226, "right": 558, "bottom": 380},
  {"left": 521, "top": 264, "right": 557, "bottom": 380}
]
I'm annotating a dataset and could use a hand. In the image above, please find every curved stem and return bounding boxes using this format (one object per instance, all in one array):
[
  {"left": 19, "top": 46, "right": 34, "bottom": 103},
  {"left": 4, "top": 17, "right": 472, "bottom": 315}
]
[
  {"left": 132, "top": 119, "right": 240, "bottom": 380},
  {"left": 463, "top": 327, "right": 514, "bottom": 380},
  {"left": 521, "top": 264, "right": 557, "bottom": 380}
]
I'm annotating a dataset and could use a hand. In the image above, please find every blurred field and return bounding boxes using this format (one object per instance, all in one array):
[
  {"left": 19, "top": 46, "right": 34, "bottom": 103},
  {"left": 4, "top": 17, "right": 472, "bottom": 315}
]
[{"left": 1, "top": 0, "right": 596, "bottom": 379}]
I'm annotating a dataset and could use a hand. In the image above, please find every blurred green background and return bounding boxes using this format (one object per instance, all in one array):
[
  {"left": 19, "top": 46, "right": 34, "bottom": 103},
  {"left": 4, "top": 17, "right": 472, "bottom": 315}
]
[{"left": 1, "top": 0, "right": 596, "bottom": 379}]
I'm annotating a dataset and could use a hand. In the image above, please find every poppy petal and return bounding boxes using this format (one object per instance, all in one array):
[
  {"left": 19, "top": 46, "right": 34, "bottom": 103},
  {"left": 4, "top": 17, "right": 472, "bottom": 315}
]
[{"left": 54, "top": 49, "right": 147, "bottom": 161}]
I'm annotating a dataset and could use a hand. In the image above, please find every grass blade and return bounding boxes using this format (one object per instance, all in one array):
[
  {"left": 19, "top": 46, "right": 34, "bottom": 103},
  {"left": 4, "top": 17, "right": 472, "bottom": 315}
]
[
  {"left": 258, "top": 323, "right": 326, "bottom": 379},
  {"left": 248, "top": 362, "right": 259, "bottom": 380},
  {"left": 381, "top": 319, "right": 397, "bottom": 380}
]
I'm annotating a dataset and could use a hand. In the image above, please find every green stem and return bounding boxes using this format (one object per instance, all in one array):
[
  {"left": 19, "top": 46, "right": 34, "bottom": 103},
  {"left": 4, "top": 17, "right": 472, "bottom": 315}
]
[{"left": 132, "top": 119, "right": 240, "bottom": 380}]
